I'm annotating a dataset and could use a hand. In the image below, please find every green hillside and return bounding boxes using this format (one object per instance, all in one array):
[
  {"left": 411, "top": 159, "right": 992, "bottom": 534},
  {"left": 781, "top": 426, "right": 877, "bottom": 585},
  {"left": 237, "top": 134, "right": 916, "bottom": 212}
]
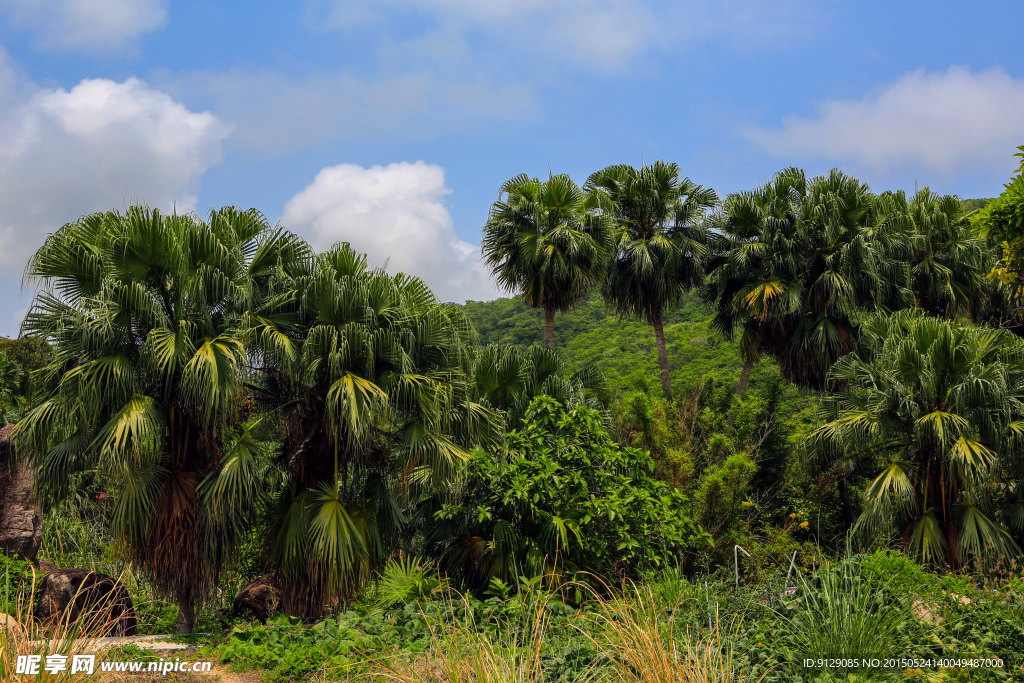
[
  {"left": 463, "top": 291, "right": 782, "bottom": 399},
  {"left": 962, "top": 197, "right": 994, "bottom": 212}
]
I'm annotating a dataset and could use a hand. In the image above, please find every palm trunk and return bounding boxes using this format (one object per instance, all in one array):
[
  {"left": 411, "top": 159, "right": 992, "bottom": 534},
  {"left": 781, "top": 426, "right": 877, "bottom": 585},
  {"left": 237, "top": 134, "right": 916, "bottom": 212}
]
[
  {"left": 543, "top": 308, "right": 555, "bottom": 350},
  {"left": 726, "top": 358, "right": 755, "bottom": 428},
  {"left": 176, "top": 597, "right": 196, "bottom": 634},
  {"left": 838, "top": 478, "right": 856, "bottom": 531},
  {"left": 735, "top": 358, "right": 754, "bottom": 397},
  {"left": 652, "top": 310, "right": 672, "bottom": 401},
  {"left": 946, "top": 521, "right": 961, "bottom": 569}
]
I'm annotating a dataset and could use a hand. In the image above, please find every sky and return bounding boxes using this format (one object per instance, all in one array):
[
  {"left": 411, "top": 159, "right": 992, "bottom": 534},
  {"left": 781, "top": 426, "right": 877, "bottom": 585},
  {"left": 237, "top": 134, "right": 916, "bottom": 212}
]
[{"left": 0, "top": 0, "right": 1022, "bottom": 336}]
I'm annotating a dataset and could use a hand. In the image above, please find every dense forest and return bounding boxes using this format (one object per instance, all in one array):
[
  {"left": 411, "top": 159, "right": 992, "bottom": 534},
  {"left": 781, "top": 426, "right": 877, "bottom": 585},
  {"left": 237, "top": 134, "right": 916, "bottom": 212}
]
[{"left": 2, "top": 149, "right": 1024, "bottom": 682}]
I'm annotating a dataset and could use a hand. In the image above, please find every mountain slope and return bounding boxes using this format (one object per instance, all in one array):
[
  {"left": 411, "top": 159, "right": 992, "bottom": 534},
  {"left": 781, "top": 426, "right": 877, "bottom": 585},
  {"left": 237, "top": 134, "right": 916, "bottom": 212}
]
[{"left": 462, "top": 291, "right": 771, "bottom": 397}]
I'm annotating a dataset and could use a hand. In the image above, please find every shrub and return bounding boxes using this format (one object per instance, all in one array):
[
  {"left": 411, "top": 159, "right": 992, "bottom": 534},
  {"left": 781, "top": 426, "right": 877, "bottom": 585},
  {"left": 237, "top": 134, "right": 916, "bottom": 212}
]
[{"left": 434, "top": 396, "right": 710, "bottom": 587}]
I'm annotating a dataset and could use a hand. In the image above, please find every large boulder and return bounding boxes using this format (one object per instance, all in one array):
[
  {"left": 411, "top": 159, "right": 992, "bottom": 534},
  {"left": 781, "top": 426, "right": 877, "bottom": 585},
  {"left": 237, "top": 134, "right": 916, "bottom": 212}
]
[
  {"left": 33, "top": 569, "right": 137, "bottom": 636},
  {"left": 0, "top": 424, "right": 43, "bottom": 561},
  {"left": 232, "top": 573, "right": 281, "bottom": 624}
]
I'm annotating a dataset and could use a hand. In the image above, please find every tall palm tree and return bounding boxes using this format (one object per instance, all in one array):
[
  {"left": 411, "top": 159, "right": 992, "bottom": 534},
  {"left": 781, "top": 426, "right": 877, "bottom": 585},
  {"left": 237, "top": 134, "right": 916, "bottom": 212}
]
[
  {"left": 586, "top": 161, "right": 717, "bottom": 400},
  {"left": 807, "top": 310, "right": 1024, "bottom": 568},
  {"left": 481, "top": 174, "right": 611, "bottom": 349},
  {"left": 247, "top": 244, "right": 500, "bottom": 618},
  {"left": 701, "top": 168, "right": 805, "bottom": 398},
  {"left": 702, "top": 168, "right": 911, "bottom": 392},
  {"left": 15, "top": 206, "right": 308, "bottom": 632}
]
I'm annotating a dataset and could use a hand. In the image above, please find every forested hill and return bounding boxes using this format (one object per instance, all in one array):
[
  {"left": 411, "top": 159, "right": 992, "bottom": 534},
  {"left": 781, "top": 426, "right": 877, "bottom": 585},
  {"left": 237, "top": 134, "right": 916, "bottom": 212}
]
[{"left": 462, "top": 291, "right": 776, "bottom": 399}]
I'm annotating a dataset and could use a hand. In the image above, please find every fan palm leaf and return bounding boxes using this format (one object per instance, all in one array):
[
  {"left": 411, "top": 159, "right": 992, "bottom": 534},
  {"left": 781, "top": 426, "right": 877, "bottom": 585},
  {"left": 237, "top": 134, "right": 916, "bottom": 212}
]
[
  {"left": 15, "top": 205, "right": 308, "bottom": 631},
  {"left": 482, "top": 174, "right": 612, "bottom": 350},
  {"left": 808, "top": 310, "right": 1024, "bottom": 568}
]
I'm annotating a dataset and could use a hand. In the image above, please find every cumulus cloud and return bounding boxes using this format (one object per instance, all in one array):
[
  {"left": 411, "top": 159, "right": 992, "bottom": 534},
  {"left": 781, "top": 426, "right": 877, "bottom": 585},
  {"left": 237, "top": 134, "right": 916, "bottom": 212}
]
[
  {"left": 0, "top": 78, "right": 230, "bottom": 271},
  {"left": 747, "top": 67, "right": 1024, "bottom": 178},
  {"left": 281, "top": 162, "right": 501, "bottom": 303},
  {"left": 0, "top": 0, "right": 167, "bottom": 52}
]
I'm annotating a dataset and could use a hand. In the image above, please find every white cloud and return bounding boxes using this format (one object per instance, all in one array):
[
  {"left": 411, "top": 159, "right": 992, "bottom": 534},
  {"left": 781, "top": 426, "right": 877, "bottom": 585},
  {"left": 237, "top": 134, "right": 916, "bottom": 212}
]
[
  {"left": 156, "top": 1, "right": 816, "bottom": 158},
  {"left": 0, "top": 0, "right": 167, "bottom": 52},
  {"left": 308, "top": 0, "right": 656, "bottom": 72},
  {"left": 307, "top": 0, "right": 822, "bottom": 72},
  {"left": 161, "top": 67, "right": 537, "bottom": 154},
  {"left": 747, "top": 67, "right": 1024, "bottom": 178},
  {"left": 0, "top": 78, "right": 230, "bottom": 272},
  {"left": 281, "top": 162, "right": 501, "bottom": 303}
]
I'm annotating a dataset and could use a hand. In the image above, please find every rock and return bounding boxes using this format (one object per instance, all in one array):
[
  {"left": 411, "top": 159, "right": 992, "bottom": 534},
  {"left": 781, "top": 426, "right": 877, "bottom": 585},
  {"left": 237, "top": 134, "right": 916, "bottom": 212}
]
[
  {"left": 0, "top": 424, "right": 43, "bottom": 561},
  {"left": 232, "top": 573, "right": 281, "bottom": 624},
  {"left": 912, "top": 597, "right": 941, "bottom": 625},
  {"left": 34, "top": 559, "right": 58, "bottom": 574},
  {"left": 0, "top": 611, "right": 25, "bottom": 639},
  {"left": 33, "top": 569, "right": 137, "bottom": 636}
]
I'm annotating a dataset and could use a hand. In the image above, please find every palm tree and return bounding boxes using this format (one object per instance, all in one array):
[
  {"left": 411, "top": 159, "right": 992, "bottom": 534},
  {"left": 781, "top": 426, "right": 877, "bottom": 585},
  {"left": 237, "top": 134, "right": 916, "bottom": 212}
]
[
  {"left": 875, "top": 188, "right": 987, "bottom": 318},
  {"left": 247, "top": 244, "right": 500, "bottom": 618},
  {"left": 585, "top": 161, "right": 717, "bottom": 400},
  {"left": 806, "top": 310, "right": 1024, "bottom": 568},
  {"left": 701, "top": 168, "right": 804, "bottom": 398},
  {"left": 702, "top": 168, "right": 911, "bottom": 392},
  {"left": 468, "top": 343, "right": 606, "bottom": 430},
  {"left": 15, "top": 206, "right": 308, "bottom": 632},
  {"left": 481, "top": 174, "right": 611, "bottom": 349}
]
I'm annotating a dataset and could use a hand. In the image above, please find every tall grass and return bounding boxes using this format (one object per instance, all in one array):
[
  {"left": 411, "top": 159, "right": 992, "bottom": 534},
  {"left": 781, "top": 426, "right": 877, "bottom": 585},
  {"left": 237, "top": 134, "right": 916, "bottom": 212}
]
[
  {"left": 372, "top": 585, "right": 558, "bottom": 683},
  {"left": 0, "top": 566, "right": 134, "bottom": 682},
  {"left": 575, "top": 582, "right": 750, "bottom": 683},
  {"left": 774, "top": 556, "right": 912, "bottom": 677}
]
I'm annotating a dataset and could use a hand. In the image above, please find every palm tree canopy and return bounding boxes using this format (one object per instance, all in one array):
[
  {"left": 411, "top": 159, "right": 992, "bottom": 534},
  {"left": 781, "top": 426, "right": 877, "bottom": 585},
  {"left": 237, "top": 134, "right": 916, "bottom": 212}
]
[
  {"left": 15, "top": 206, "right": 308, "bottom": 627},
  {"left": 702, "top": 168, "right": 913, "bottom": 388},
  {"left": 806, "top": 310, "right": 1024, "bottom": 567},
  {"left": 468, "top": 343, "right": 606, "bottom": 429},
  {"left": 585, "top": 161, "right": 718, "bottom": 323},
  {"left": 481, "top": 173, "right": 612, "bottom": 313},
  {"left": 249, "top": 243, "right": 501, "bottom": 615},
  {"left": 874, "top": 187, "right": 988, "bottom": 318}
]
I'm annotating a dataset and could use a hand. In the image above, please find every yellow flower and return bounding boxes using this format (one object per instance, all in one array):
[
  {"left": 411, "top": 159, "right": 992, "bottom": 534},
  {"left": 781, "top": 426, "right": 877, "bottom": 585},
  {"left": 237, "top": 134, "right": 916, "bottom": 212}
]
[
  {"left": 789, "top": 513, "right": 797, "bottom": 519},
  {"left": 799, "top": 521, "right": 809, "bottom": 528},
  {"left": 742, "top": 501, "right": 753, "bottom": 507}
]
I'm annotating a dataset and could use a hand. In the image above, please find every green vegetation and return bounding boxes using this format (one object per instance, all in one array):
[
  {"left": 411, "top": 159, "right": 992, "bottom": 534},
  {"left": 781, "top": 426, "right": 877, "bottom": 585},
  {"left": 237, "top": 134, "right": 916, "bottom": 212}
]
[
  {"left": 809, "top": 311, "right": 1024, "bottom": 568},
  {"left": 975, "top": 146, "right": 1024, "bottom": 302},
  {"left": 3, "top": 150, "right": 1024, "bottom": 682},
  {"left": 431, "top": 396, "right": 709, "bottom": 587},
  {"left": 702, "top": 168, "right": 912, "bottom": 392},
  {"left": 248, "top": 243, "right": 498, "bottom": 620},
  {"left": 463, "top": 290, "right": 781, "bottom": 400},
  {"left": 15, "top": 206, "right": 299, "bottom": 632}
]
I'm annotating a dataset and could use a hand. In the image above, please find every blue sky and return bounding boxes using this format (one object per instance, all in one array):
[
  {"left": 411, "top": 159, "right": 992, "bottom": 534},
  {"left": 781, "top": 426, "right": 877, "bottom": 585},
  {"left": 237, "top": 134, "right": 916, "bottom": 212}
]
[{"left": 0, "top": 0, "right": 1022, "bottom": 335}]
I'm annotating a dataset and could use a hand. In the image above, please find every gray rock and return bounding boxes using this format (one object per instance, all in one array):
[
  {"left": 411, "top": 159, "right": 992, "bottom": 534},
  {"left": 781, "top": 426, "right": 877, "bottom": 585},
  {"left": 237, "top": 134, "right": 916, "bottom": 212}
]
[
  {"left": 34, "top": 568, "right": 138, "bottom": 636},
  {"left": 0, "top": 424, "right": 43, "bottom": 562}
]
